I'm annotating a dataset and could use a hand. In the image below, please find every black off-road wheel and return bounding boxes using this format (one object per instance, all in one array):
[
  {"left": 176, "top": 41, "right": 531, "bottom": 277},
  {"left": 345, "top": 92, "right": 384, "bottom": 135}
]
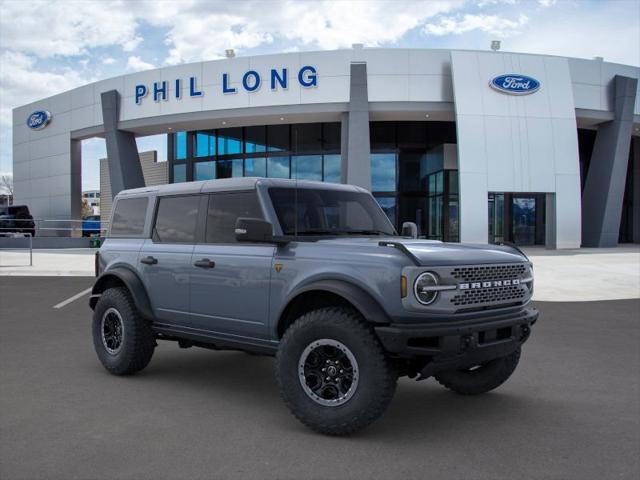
[
  {"left": 434, "top": 348, "right": 521, "bottom": 395},
  {"left": 92, "top": 287, "right": 155, "bottom": 376},
  {"left": 276, "top": 307, "right": 397, "bottom": 436}
]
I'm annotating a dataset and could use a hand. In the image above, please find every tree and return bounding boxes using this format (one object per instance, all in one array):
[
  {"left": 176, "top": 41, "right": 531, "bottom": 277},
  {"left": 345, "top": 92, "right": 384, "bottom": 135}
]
[
  {"left": 81, "top": 198, "right": 92, "bottom": 218},
  {"left": 1, "top": 174, "right": 13, "bottom": 197}
]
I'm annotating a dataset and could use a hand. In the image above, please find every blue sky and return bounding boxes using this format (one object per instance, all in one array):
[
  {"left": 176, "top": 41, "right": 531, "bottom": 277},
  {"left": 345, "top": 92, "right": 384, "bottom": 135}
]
[{"left": 1, "top": 0, "right": 638, "bottom": 192}]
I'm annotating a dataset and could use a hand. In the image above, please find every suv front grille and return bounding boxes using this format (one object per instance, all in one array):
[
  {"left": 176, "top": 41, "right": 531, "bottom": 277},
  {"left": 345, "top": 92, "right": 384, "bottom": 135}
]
[
  {"left": 451, "top": 285, "right": 527, "bottom": 307},
  {"left": 451, "top": 264, "right": 527, "bottom": 283}
]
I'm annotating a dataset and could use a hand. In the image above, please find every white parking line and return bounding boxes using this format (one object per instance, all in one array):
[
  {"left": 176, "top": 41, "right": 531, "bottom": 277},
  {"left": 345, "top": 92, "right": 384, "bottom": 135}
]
[{"left": 53, "top": 287, "right": 93, "bottom": 309}]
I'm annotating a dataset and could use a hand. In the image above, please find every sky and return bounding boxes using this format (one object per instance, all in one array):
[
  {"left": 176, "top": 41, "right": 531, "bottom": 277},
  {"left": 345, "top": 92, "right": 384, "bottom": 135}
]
[{"left": 0, "top": 0, "right": 639, "bottom": 192}]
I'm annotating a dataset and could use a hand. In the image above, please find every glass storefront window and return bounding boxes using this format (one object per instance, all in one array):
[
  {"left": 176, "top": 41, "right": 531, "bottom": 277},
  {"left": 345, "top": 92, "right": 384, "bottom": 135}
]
[
  {"left": 175, "top": 131, "right": 187, "bottom": 160},
  {"left": 245, "top": 126, "right": 267, "bottom": 153},
  {"left": 371, "top": 153, "right": 396, "bottom": 192},
  {"left": 173, "top": 164, "right": 186, "bottom": 183},
  {"left": 292, "top": 155, "right": 322, "bottom": 181},
  {"left": 194, "top": 161, "right": 216, "bottom": 181},
  {"left": 323, "top": 154, "right": 341, "bottom": 183},
  {"left": 267, "top": 156, "right": 290, "bottom": 178},
  {"left": 195, "top": 131, "right": 215, "bottom": 157},
  {"left": 244, "top": 157, "right": 266, "bottom": 177},
  {"left": 217, "top": 159, "right": 243, "bottom": 178},
  {"left": 268, "top": 124, "right": 289, "bottom": 152},
  {"left": 217, "top": 127, "right": 242, "bottom": 155},
  {"left": 323, "top": 123, "right": 341, "bottom": 151},
  {"left": 291, "top": 124, "right": 322, "bottom": 152}
]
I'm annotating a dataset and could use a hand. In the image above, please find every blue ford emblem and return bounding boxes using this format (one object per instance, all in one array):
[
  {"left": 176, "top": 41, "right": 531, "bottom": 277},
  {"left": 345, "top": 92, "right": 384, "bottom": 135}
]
[
  {"left": 26, "top": 110, "right": 52, "bottom": 130},
  {"left": 490, "top": 74, "right": 540, "bottom": 95}
]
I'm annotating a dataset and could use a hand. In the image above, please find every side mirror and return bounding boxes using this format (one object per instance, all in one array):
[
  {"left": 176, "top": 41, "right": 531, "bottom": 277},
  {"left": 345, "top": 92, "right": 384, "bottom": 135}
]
[
  {"left": 401, "top": 221, "right": 418, "bottom": 239},
  {"left": 235, "top": 217, "right": 275, "bottom": 243}
]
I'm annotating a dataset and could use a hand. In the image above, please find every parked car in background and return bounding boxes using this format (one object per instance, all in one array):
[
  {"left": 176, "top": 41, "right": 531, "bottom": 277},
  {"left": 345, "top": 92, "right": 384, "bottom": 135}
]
[
  {"left": 0, "top": 205, "right": 36, "bottom": 237},
  {"left": 82, "top": 215, "right": 102, "bottom": 237}
]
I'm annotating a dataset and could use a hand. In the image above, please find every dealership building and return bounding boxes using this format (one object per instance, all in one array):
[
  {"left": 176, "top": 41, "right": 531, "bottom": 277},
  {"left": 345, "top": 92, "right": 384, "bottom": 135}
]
[{"left": 11, "top": 47, "right": 640, "bottom": 248}]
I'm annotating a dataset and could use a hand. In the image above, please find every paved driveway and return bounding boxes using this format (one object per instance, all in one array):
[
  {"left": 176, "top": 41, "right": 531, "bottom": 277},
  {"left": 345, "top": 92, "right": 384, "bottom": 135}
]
[{"left": 1, "top": 277, "right": 638, "bottom": 480}]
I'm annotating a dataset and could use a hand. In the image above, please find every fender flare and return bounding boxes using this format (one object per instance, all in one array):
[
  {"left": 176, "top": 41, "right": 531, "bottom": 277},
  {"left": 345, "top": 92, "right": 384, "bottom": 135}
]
[
  {"left": 279, "top": 279, "right": 391, "bottom": 328},
  {"left": 90, "top": 267, "right": 154, "bottom": 320}
]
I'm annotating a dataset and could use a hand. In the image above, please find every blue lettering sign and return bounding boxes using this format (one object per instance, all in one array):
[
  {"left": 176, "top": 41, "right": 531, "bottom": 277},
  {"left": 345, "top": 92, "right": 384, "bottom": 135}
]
[
  {"left": 222, "top": 73, "right": 236, "bottom": 94},
  {"left": 153, "top": 81, "right": 167, "bottom": 102},
  {"left": 242, "top": 70, "right": 261, "bottom": 92},
  {"left": 189, "top": 76, "right": 203, "bottom": 97},
  {"left": 298, "top": 66, "right": 317, "bottom": 87},
  {"left": 270, "top": 68, "right": 287, "bottom": 90},
  {"left": 135, "top": 85, "right": 148, "bottom": 104}
]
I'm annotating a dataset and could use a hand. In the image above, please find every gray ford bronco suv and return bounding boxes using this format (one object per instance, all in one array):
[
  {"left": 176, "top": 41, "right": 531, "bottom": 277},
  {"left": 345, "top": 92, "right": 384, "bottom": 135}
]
[{"left": 90, "top": 177, "right": 537, "bottom": 435}]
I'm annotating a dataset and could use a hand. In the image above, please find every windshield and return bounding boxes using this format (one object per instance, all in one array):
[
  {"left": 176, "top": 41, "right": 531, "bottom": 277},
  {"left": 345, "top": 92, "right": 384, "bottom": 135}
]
[{"left": 269, "top": 187, "right": 396, "bottom": 237}]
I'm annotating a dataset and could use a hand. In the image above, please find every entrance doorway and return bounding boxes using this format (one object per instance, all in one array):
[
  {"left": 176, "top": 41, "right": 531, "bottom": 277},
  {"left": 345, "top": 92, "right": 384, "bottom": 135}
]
[{"left": 489, "top": 193, "right": 546, "bottom": 246}]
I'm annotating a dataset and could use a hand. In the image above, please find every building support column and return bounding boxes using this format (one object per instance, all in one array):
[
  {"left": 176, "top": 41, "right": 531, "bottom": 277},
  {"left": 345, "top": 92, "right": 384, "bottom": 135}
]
[
  {"left": 581, "top": 75, "right": 638, "bottom": 247},
  {"left": 341, "top": 63, "right": 371, "bottom": 190},
  {"left": 101, "top": 90, "right": 145, "bottom": 198},
  {"left": 632, "top": 136, "right": 640, "bottom": 243}
]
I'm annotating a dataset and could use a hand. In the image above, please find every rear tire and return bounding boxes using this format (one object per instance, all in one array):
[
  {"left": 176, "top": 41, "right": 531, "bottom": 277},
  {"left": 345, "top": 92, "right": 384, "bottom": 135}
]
[
  {"left": 434, "top": 348, "right": 521, "bottom": 395},
  {"left": 276, "top": 307, "right": 397, "bottom": 436},
  {"left": 92, "top": 287, "right": 155, "bottom": 375}
]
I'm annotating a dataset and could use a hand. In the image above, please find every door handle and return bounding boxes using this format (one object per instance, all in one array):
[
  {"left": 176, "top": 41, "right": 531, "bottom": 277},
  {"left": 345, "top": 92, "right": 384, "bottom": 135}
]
[
  {"left": 140, "top": 256, "right": 158, "bottom": 265},
  {"left": 194, "top": 258, "right": 215, "bottom": 269}
]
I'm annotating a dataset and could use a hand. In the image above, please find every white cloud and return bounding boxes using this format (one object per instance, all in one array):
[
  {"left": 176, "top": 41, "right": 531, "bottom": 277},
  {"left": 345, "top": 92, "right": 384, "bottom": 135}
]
[
  {"left": 538, "top": 0, "right": 557, "bottom": 7},
  {"left": 0, "top": 0, "right": 142, "bottom": 58},
  {"left": 126, "top": 55, "right": 155, "bottom": 72},
  {"left": 424, "top": 13, "right": 529, "bottom": 37},
  {"left": 102, "top": 57, "right": 117, "bottom": 65}
]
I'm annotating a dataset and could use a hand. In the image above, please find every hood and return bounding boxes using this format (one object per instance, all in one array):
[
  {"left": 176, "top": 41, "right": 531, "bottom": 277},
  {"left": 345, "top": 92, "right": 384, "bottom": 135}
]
[{"left": 315, "top": 237, "right": 527, "bottom": 266}]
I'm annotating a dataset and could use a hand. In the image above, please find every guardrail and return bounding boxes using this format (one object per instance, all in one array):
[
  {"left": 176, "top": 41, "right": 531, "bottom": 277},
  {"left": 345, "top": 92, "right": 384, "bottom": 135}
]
[{"left": 0, "top": 218, "right": 109, "bottom": 236}]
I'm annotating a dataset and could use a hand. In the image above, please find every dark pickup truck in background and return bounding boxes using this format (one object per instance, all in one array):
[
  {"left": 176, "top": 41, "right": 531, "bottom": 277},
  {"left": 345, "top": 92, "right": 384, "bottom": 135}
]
[{"left": 0, "top": 205, "right": 36, "bottom": 237}]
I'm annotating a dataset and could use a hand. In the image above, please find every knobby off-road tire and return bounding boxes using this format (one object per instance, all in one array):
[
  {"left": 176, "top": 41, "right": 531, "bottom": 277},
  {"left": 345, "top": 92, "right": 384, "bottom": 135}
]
[
  {"left": 92, "top": 287, "right": 155, "bottom": 376},
  {"left": 276, "top": 307, "right": 397, "bottom": 436},
  {"left": 434, "top": 348, "right": 521, "bottom": 395}
]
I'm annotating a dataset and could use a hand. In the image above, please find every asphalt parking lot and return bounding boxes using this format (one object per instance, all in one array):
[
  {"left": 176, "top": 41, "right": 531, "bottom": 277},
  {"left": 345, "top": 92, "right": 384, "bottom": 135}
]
[{"left": 1, "top": 277, "right": 639, "bottom": 480}]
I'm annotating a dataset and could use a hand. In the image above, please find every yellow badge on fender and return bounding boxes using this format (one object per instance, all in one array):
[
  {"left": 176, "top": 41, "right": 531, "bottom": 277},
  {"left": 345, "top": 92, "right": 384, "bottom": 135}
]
[{"left": 274, "top": 263, "right": 283, "bottom": 273}]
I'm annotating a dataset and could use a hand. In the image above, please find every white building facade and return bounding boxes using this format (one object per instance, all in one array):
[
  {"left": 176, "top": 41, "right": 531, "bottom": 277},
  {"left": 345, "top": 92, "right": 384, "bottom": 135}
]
[{"left": 11, "top": 48, "right": 640, "bottom": 247}]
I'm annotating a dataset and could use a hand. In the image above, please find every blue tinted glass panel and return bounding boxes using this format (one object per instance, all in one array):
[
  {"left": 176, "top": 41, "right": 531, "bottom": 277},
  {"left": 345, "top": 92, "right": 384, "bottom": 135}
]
[
  {"left": 194, "top": 161, "right": 216, "bottom": 181},
  {"left": 217, "top": 159, "right": 243, "bottom": 178},
  {"left": 371, "top": 153, "right": 396, "bottom": 192},
  {"left": 292, "top": 155, "right": 322, "bottom": 181},
  {"left": 173, "top": 164, "right": 186, "bottom": 183},
  {"left": 245, "top": 157, "right": 266, "bottom": 177},
  {"left": 268, "top": 125, "right": 289, "bottom": 152},
  {"left": 195, "top": 132, "right": 215, "bottom": 157},
  {"left": 217, "top": 128, "right": 242, "bottom": 155},
  {"left": 323, "top": 154, "right": 341, "bottom": 183},
  {"left": 245, "top": 126, "right": 267, "bottom": 153},
  {"left": 375, "top": 196, "right": 396, "bottom": 226},
  {"left": 267, "top": 156, "right": 290, "bottom": 178},
  {"left": 175, "top": 131, "right": 187, "bottom": 160}
]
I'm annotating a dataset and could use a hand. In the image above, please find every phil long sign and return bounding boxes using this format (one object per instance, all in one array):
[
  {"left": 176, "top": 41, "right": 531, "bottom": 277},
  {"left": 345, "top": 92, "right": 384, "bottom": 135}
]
[
  {"left": 490, "top": 74, "right": 540, "bottom": 95},
  {"left": 135, "top": 65, "right": 318, "bottom": 105}
]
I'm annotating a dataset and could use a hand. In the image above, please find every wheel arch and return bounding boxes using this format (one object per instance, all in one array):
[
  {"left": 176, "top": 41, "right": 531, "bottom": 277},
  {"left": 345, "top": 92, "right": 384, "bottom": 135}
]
[
  {"left": 276, "top": 280, "right": 391, "bottom": 338},
  {"left": 90, "top": 267, "right": 154, "bottom": 320}
]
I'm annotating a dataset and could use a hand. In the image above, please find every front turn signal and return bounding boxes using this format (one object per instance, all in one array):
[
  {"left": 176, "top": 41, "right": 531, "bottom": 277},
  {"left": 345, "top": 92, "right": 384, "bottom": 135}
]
[{"left": 400, "top": 275, "right": 408, "bottom": 298}]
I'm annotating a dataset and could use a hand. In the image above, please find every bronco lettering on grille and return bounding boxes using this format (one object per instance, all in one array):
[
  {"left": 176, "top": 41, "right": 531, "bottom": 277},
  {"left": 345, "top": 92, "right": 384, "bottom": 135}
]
[{"left": 459, "top": 279, "right": 520, "bottom": 290}]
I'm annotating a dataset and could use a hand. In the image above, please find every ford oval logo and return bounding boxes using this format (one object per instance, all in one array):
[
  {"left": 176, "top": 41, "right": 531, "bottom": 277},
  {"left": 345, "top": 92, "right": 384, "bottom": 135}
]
[
  {"left": 26, "top": 110, "right": 52, "bottom": 130},
  {"left": 490, "top": 74, "right": 540, "bottom": 95}
]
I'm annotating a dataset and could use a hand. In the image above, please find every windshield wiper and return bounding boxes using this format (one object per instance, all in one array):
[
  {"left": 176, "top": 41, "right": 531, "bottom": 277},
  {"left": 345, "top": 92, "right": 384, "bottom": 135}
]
[{"left": 343, "top": 229, "right": 388, "bottom": 235}]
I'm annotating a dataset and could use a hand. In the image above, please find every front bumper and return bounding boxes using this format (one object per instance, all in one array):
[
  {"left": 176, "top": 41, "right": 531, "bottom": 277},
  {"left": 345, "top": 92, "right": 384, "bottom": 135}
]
[{"left": 375, "top": 306, "right": 538, "bottom": 378}]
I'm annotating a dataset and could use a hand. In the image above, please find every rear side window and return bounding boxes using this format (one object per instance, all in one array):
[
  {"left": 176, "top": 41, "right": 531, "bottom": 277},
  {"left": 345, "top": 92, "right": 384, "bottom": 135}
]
[
  {"left": 110, "top": 197, "right": 148, "bottom": 237},
  {"left": 153, "top": 195, "right": 200, "bottom": 243},
  {"left": 205, "top": 192, "right": 263, "bottom": 243}
]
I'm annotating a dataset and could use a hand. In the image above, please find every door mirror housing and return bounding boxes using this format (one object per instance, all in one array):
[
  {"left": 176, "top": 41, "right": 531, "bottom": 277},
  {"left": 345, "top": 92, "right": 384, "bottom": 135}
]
[
  {"left": 235, "top": 217, "right": 276, "bottom": 243},
  {"left": 401, "top": 221, "right": 418, "bottom": 239}
]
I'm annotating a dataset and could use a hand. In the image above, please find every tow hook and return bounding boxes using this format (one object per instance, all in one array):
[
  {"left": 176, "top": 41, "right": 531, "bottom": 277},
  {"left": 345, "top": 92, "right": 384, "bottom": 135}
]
[
  {"left": 461, "top": 334, "right": 477, "bottom": 351},
  {"left": 520, "top": 326, "right": 531, "bottom": 341}
]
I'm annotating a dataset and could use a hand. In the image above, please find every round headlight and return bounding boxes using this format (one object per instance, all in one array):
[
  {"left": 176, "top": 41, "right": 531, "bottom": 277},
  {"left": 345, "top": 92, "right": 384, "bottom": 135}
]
[{"left": 414, "top": 272, "right": 439, "bottom": 305}]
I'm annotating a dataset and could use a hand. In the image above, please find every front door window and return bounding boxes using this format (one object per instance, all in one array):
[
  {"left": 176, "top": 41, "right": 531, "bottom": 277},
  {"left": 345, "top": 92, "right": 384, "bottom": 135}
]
[{"left": 512, "top": 197, "right": 536, "bottom": 246}]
